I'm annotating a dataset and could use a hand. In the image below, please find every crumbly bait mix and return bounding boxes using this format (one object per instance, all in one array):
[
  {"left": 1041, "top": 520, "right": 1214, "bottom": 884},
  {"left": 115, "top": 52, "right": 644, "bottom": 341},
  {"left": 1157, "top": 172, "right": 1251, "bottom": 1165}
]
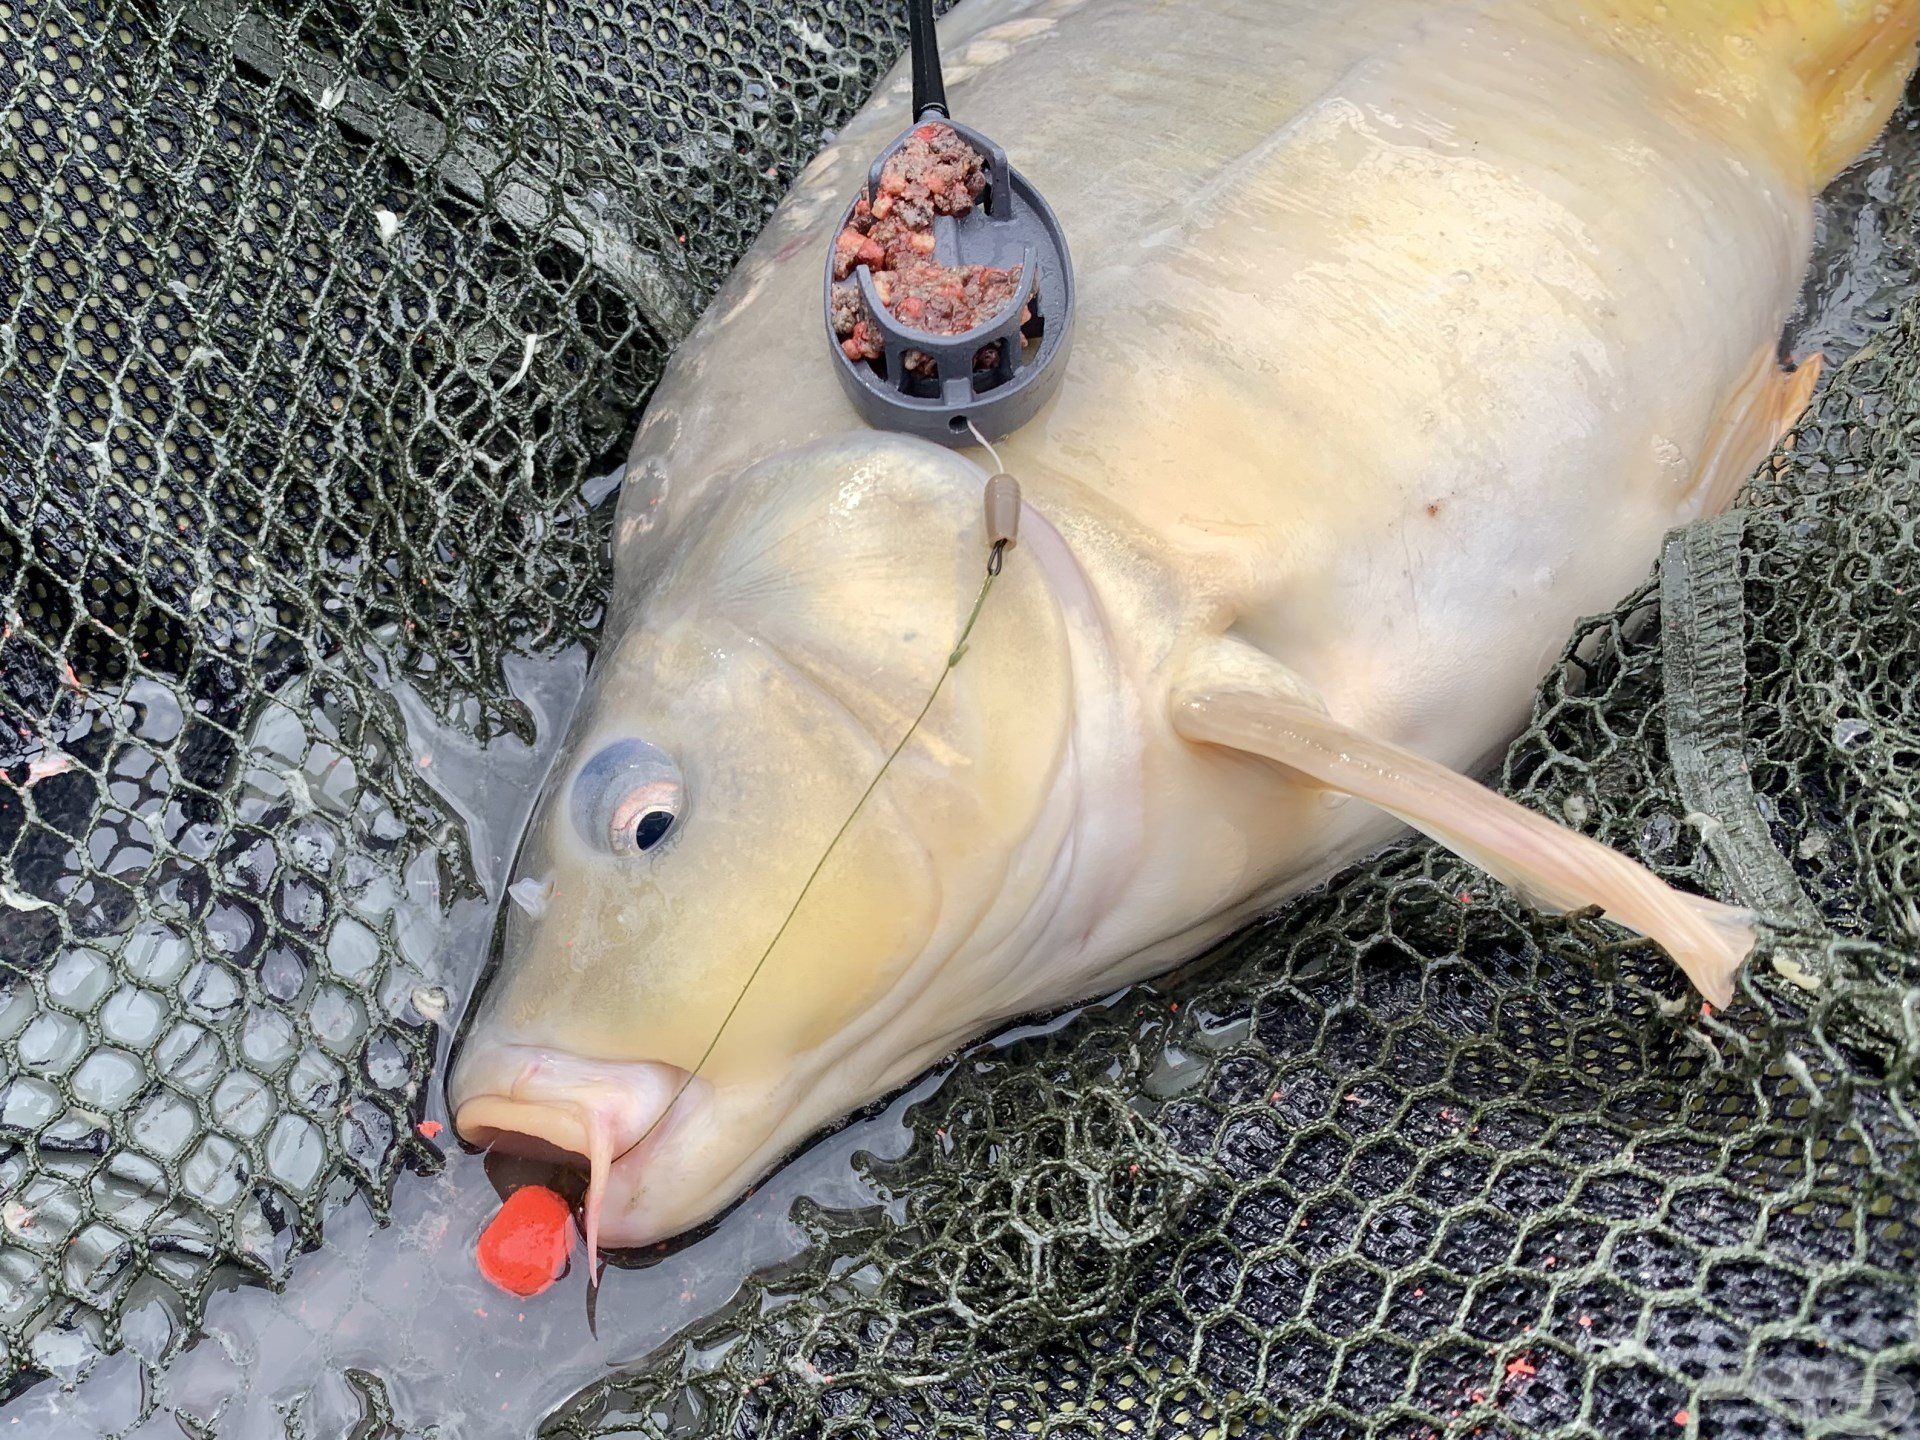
[{"left": 831, "top": 122, "right": 1027, "bottom": 376}]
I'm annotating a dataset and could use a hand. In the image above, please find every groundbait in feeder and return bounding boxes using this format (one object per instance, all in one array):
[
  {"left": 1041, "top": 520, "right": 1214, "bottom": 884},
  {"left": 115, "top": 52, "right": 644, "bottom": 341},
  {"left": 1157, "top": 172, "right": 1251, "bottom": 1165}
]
[{"left": 824, "top": 0, "right": 1074, "bottom": 444}]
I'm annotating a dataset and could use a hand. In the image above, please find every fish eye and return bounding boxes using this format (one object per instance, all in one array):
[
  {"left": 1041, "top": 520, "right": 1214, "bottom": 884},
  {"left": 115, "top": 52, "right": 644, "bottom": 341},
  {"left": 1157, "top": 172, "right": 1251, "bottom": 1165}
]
[{"left": 570, "top": 738, "right": 684, "bottom": 857}]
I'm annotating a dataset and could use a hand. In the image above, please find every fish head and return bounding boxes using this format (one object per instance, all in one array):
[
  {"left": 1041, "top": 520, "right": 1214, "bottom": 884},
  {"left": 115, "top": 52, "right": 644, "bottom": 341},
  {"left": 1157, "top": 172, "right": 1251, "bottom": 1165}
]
[{"left": 449, "top": 432, "right": 1077, "bottom": 1249}]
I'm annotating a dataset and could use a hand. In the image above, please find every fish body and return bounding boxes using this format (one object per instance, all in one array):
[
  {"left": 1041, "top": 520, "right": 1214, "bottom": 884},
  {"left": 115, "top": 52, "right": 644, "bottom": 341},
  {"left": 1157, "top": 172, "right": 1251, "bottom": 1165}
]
[{"left": 451, "top": 0, "right": 1917, "bottom": 1248}]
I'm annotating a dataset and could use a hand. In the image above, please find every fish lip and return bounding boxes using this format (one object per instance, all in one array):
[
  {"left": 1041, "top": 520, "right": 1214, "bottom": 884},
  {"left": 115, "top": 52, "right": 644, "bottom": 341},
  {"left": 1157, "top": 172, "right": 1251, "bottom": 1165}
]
[
  {"left": 450, "top": 1043, "right": 702, "bottom": 1170},
  {"left": 456, "top": 1097, "right": 600, "bottom": 1166},
  {"left": 452, "top": 1045, "right": 711, "bottom": 1258}
]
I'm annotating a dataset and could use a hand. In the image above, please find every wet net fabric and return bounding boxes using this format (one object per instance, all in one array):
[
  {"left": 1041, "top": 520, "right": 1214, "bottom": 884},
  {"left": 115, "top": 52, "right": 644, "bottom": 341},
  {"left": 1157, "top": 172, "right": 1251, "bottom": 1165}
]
[
  {"left": 0, "top": 3, "right": 1917, "bottom": 1438},
  {"left": 0, "top": 0, "right": 909, "bottom": 1400}
]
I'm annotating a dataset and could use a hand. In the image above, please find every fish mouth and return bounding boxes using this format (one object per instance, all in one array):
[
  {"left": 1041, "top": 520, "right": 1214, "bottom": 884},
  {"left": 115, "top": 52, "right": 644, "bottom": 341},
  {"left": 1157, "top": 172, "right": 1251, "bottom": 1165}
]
[{"left": 452, "top": 1044, "right": 702, "bottom": 1263}]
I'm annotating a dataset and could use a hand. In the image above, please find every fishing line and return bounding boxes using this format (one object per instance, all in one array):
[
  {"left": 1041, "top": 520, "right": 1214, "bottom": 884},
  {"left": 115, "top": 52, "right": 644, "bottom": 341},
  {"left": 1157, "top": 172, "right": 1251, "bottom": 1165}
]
[
  {"left": 671, "top": 563, "right": 1000, "bottom": 1097},
  {"left": 583, "top": 521, "right": 1013, "bottom": 1290},
  {"left": 967, "top": 417, "right": 1006, "bottom": 472}
]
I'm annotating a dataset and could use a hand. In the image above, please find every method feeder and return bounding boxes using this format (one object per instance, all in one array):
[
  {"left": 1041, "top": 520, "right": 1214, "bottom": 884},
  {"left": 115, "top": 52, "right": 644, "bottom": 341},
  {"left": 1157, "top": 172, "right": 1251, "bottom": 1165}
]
[{"left": 824, "top": 0, "right": 1075, "bottom": 446}]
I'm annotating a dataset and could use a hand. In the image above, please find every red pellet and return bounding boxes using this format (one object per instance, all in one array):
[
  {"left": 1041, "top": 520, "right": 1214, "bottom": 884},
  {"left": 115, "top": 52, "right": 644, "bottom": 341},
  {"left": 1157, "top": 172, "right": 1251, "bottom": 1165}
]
[{"left": 476, "top": 1185, "right": 574, "bottom": 1298}]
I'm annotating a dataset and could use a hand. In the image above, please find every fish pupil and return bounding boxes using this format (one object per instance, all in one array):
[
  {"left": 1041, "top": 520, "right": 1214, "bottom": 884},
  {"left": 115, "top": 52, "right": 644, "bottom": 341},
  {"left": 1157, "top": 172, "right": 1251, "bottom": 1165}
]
[{"left": 634, "top": 809, "right": 675, "bottom": 851}]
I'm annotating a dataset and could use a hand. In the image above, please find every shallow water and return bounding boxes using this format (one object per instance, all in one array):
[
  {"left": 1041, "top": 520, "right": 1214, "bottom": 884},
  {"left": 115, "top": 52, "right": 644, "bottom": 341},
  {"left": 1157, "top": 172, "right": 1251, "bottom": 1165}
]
[{"left": 10, "top": 98, "right": 1920, "bottom": 1440}]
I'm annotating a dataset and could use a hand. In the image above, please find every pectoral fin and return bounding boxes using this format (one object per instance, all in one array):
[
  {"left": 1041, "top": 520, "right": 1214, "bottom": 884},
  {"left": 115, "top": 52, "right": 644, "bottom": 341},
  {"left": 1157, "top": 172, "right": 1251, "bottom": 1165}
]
[{"left": 1171, "top": 641, "right": 1753, "bottom": 1006}]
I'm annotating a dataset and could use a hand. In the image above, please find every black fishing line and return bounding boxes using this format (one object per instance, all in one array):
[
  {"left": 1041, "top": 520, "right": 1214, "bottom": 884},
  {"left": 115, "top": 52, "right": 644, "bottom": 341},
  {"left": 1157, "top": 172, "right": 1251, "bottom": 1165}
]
[{"left": 586, "top": 546, "right": 1006, "bottom": 1291}]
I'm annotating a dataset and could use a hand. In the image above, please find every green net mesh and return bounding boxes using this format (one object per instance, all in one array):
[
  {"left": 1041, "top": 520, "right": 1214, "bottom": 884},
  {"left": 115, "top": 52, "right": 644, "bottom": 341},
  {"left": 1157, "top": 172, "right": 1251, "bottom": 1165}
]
[
  {"left": 2, "top": 2, "right": 1918, "bottom": 1436},
  {"left": 0, "top": 0, "right": 902, "bottom": 1397}
]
